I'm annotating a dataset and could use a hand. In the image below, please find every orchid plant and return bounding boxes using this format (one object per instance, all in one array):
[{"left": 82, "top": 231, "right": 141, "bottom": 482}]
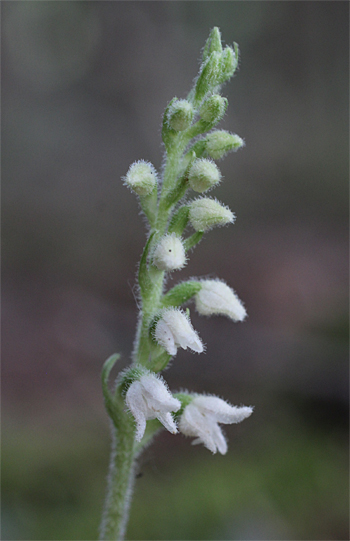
[{"left": 99, "top": 27, "right": 253, "bottom": 541}]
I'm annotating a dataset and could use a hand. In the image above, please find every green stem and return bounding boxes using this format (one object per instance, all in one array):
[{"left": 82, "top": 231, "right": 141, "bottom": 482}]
[{"left": 99, "top": 398, "right": 136, "bottom": 541}]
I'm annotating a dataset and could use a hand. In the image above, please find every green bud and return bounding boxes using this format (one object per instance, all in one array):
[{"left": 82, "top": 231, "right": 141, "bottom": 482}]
[
  {"left": 167, "top": 99, "right": 194, "bottom": 131},
  {"left": 200, "top": 94, "right": 227, "bottom": 124},
  {"left": 188, "top": 158, "right": 221, "bottom": 193},
  {"left": 189, "top": 198, "right": 235, "bottom": 232},
  {"left": 202, "top": 27, "right": 223, "bottom": 62},
  {"left": 206, "top": 131, "right": 244, "bottom": 160},
  {"left": 124, "top": 160, "right": 157, "bottom": 196},
  {"left": 194, "top": 51, "right": 221, "bottom": 105},
  {"left": 218, "top": 44, "right": 239, "bottom": 84}
]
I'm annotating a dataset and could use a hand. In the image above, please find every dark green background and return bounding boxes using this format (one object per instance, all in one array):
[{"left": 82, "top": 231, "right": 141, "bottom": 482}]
[{"left": 2, "top": 2, "right": 348, "bottom": 540}]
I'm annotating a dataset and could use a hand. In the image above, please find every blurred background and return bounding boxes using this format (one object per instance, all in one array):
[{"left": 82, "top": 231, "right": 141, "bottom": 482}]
[{"left": 2, "top": 2, "right": 349, "bottom": 540}]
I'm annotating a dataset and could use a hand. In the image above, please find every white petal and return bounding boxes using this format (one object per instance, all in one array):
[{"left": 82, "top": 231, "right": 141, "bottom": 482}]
[
  {"left": 162, "top": 309, "right": 204, "bottom": 354},
  {"left": 154, "top": 319, "right": 177, "bottom": 355},
  {"left": 157, "top": 411, "right": 178, "bottom": 434},
  {"left": 195, "top": 280, "right": 246, "bottom": 321},
  {"left": 179, "top": 402, "right": 217, "bottom": 453},
  {"left": 125, "top": 381, "right": 148, "bottom": 441},
  {"left": 210, "top": 421, "right": 227, "bottom": 455},
  {"left": 192, "top": 395, "right": 253, "bottom": 424}
]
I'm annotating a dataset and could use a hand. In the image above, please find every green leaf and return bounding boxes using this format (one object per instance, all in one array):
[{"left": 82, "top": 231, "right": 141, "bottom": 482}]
[{"left": 101, "top": 353, "right": 121, "bottom": 419}]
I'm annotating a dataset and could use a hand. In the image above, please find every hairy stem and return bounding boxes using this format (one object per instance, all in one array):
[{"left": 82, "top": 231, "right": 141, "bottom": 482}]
[{"left": 99, "top": 400, "right": 136, "bottom": 541}]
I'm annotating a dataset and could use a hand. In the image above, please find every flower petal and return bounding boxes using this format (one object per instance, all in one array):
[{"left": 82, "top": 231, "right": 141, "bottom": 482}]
[
  {"left": 125, "top": 381, "right": 148, "bottom": 441},
  {"left": 157, "top": 411, "right": 178, "bottom": 434}
]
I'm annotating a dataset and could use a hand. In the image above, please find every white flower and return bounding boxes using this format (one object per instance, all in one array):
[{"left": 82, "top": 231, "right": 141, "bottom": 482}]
[
  {"left": 195, "top": 279, "right": 246, "bottom": 321},
  {"left": 125, "top": 373, "right": 181, "bottom": 441},
  {"left": 154, "top": 308, "right": 204, "bottom": 356},
  {"left": 179, "top": 395, "right": 253, "bottom": 454},
  {"left": 153, "top": 233, "right": 187, "bottom": 271}
]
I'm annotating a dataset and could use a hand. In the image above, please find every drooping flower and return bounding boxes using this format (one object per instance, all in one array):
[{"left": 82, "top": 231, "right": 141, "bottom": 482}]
[
  {"left": 154, "top": 308, "right": 204, "bottom": 356},
  {"left": 179, "top": 394, "right": 253, "bottom": 454},
  {"left": 152, "top": 233, "right": 187, "bottom": 271},
  {"left": 195, "top": 279, "right": 246, "bottom": 321},
  {"left": 125, "top": 372, "right": 181, "bottom": 441}
]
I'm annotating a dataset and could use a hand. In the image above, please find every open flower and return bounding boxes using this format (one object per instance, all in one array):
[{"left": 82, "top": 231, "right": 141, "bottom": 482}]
[
  {"left": 195, "top": 279, "right": 246, "bottom": 321},
  {"left": 154, "top": 308, "right": 204, "bottom": 356},
  {"left": 125, "top": 372, "right": 181, "bottom": 441},
  {"left": 179, "top": 394, "right": 253, "bottom": 454}
]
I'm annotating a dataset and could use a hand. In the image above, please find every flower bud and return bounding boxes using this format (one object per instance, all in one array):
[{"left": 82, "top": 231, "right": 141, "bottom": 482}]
[
  {"left": 153, "top": 234, "right": 187, "bottom": 271},
  {"left": 195, "top": 280, "right": 246, "bottom": 321},
  {"left": 194, "top": 51, "right": 221, "bottom": 105},
  {"left": 200, "top": 94, "right": 227, "bottom": 124},
  {"left": 219, "top": 45, "right": 238, "bottom": 83},
  {"left": 124, "top": 160, "right": 157, "bottom": 196},
  {"left": 206, "top": 131, "right": 244, "bottom": 160},
  {"left": 188, "top": 158, "right": 221, "bottom": 193},
  {"left": 167, "top": 99, "right": 194, "bottom": 131},
  {"left": 202, "top": 27, "right": 222, "bottom": 62},
  {"left": 189, "top": 198, "right": 235, "bottom": 232}
]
